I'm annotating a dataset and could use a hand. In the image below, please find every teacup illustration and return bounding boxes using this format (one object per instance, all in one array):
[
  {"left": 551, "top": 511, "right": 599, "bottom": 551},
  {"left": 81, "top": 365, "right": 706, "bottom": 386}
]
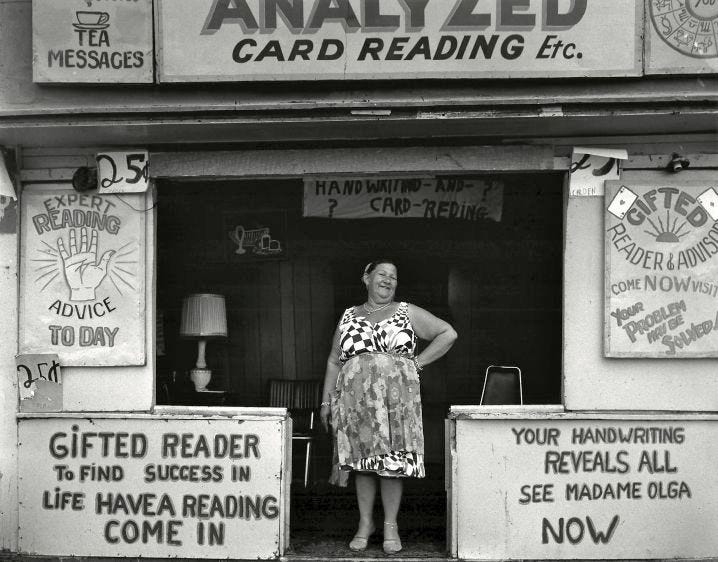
[{"left": 75, "top": 11, "right": 110, "bottom": 26}]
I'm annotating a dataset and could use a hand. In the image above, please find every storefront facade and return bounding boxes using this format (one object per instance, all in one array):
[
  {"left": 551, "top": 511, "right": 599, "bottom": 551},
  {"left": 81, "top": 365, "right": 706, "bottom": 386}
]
[{"left": 1, "top": 0, "right": 717, "bottom": 560}]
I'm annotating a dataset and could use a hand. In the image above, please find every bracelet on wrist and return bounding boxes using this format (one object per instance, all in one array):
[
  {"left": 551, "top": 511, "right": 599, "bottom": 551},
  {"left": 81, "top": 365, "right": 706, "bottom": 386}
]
[
  {"left": 320, "top": 401, "right": 330, "bottom": 407},
  {"left": 412, "top": 356, "right": 423, "bottom": 372}
]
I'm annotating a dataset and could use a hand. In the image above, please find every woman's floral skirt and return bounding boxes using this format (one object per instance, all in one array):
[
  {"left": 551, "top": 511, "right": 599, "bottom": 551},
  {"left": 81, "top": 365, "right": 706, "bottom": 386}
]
[{"left": 329, "top": 352, "right": 425, "bottom": 487}]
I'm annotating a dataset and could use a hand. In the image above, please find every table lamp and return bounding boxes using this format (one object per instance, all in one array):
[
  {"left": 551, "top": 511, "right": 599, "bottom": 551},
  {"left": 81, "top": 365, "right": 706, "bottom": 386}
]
[{"left": 180, "top": 293, "right": 228, "bottom": 392}]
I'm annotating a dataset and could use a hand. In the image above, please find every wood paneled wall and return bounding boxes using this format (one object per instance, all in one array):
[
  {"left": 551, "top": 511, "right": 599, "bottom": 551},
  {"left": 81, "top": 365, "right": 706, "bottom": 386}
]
[{"left": 157, "top": 179, "right": 336, "bottom": 405}]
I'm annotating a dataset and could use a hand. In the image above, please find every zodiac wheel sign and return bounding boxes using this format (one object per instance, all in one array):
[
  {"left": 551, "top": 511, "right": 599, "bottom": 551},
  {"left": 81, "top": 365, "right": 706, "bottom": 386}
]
[{"left": 650, "top": 0, "right": 718, "bottom": 59}]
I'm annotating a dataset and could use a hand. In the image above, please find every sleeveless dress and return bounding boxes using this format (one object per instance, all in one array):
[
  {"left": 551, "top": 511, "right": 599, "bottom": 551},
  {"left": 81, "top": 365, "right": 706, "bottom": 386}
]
[{"left": 329, "top": 301, "right": 425, "bottom": 487}]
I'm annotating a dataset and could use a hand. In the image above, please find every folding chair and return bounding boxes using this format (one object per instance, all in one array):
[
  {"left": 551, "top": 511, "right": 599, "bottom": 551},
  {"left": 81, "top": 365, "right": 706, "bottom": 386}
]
[
  {"left": 268, "top": 379, "right": 322, "bottom": 487},
  {"left": 480, "top": 365, "right": 523, "bottom": 405}
]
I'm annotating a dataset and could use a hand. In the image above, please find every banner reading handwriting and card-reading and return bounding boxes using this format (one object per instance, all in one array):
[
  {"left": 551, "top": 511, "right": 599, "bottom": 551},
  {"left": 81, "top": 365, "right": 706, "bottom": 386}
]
[
  {"left": 303, "top": 177, "right": 503, "bottom": 221},
  {"left": 605, "top": 181, "right": 718, "bottom": 357},
  {"left": 20, "top": 189, "right": 146, "bottom": 366}
]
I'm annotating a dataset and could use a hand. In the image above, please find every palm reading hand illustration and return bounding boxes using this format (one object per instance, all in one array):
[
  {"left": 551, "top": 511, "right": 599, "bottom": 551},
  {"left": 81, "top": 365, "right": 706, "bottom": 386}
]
[{"left": 57, "top": 228, "right": 115, "bottom": 301}]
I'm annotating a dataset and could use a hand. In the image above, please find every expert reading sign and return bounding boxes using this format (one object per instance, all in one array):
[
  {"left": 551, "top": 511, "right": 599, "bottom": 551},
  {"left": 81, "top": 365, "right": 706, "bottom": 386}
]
[
  {"left": 19, "top": 188, "right": 146, "bottom": 366},
  {"left": 18, "top": 416, "right": 287, "bottom": 559}
]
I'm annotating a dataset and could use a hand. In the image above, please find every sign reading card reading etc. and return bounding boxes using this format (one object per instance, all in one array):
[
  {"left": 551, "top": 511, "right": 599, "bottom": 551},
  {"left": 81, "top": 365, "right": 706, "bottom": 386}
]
[
  {"left": 157, "top": 0, "right": 641, "bottom": 82},
  {"left": 453, "top": 416, "right": 718, "bottom": 560},
  {"left": 605, "top": 181, "right": 718, "bottom": 357},
  {"left": 32, "top": 0, "right": 153, "bottom": 83},
  {"left": 18, "top": 416, "right": 286, "bottom": 558},
  {"left": 303, "top": 177, "right": 503, "bottom": 221},
  {"left": 20, "top": 189, "right": 145, "bottom": 366}
]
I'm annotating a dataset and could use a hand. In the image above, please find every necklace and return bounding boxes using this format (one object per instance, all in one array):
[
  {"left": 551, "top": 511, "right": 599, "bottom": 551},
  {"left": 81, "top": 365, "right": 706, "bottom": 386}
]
[{"left": 363, "top": 301, "right": 393, "bottom": 314}]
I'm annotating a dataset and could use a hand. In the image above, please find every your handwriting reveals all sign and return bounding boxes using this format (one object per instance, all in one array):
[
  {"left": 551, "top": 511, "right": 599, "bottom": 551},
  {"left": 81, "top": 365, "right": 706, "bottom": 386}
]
[
  {"left": 511, "top": 424, "right": 693, "bottom": 548},
  {"left": 157, "top": 0, "right": 640, "bottom": 81},
  {"left": 454, "top": 418, "right": 718, "bottom": 560}
]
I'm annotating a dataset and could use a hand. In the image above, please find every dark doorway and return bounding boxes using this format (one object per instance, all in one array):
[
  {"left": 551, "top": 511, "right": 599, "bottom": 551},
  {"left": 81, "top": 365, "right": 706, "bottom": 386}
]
[{"left": 156, "top": 172, "right": 563, "bottom": 556}]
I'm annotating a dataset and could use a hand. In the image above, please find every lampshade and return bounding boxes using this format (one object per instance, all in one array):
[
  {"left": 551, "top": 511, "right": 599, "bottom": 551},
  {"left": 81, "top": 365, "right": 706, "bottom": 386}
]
[{"left": 180, "top": 294, "right": 228, "bottom": 338}]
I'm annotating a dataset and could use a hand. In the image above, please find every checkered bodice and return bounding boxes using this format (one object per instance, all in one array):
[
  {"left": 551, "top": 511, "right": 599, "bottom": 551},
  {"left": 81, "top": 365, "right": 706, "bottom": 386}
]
[{"left": 338, "top": 302, "right": 417, "bottom": 363}]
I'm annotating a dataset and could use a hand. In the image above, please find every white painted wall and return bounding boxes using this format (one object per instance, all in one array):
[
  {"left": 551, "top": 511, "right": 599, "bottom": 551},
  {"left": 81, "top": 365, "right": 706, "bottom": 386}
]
[
  {"left": 0, "top": 206, "right": 18, "bottom": 552},
  {"left": 0, "top": 178, "right": 154, "bottom": 551},
  {"left": 564, "top": 169, "right": 718, "bottom": 411}
]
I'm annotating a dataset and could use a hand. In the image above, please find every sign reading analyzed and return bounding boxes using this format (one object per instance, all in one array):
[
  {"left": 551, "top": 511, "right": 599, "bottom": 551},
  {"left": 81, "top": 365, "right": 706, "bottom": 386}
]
[
  {"left": 20, "top": 189, "right": 146, "bottom": 366},
  {"left": 18, "top": 416, "right": 286, "bottom": 558},
  {"left": 32, "top": 0, "right": 153, "bottom": 83},
  {"left": 157, "top": 0, "right": 641, "bottom": 82},
  {"left": 604, "top": 181, "right": 718, "bottom": 357},
  {"left": 454, "top": 416, "right": 718, "bottom": 560},
  {"left": 303, "top": 177, "right": 503, "bottom": 221}
]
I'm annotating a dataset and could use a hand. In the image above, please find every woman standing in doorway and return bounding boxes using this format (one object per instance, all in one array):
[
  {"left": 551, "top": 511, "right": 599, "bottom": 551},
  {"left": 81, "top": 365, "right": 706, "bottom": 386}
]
[{"left": 320, "top": 259, "right": 457, "bottom": 554}]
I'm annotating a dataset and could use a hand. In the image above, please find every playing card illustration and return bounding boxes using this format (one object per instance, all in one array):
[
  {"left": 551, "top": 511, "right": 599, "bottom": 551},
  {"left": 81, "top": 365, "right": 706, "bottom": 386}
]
[
  {"left": 607, "top": 185, "right": 638, "bottom": 220},
  {"left": 697, "top": 187, "right": 718, "bottom": 222}
]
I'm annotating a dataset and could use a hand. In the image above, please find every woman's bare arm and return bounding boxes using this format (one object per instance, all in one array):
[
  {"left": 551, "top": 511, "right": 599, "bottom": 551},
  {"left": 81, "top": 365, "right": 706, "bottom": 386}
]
[{"left": 408, "top": 304, "right": 458, "bottom": 368}]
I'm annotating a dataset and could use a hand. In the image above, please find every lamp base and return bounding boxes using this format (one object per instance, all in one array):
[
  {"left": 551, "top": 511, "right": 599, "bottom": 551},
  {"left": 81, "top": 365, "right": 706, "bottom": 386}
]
[{"left": 190, "top": 368, "right": 212, "bottom": 392}]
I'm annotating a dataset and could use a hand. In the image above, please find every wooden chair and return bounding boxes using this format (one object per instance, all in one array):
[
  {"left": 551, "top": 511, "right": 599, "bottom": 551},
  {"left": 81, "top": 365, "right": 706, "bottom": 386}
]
[
  {"left": 480, "top": 365, "right": 523, "bottom": 405},
  {"left": 268, "top": 379, "right": 323, "bottom": 487}
]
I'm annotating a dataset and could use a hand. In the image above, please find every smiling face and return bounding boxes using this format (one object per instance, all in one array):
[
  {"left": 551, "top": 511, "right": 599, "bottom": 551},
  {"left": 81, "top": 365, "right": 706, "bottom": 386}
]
[{"left": 364, "top": 262, "right": 398, "bottom": 304}]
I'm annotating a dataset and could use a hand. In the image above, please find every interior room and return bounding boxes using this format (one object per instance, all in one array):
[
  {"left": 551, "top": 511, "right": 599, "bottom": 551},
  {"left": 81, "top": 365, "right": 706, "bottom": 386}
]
[{"left": 155, "top": 172, "right": 564, "bottom": 555}]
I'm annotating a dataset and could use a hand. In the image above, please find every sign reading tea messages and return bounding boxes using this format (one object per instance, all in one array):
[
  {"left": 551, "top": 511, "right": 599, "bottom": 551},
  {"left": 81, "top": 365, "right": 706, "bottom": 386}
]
[
  {"left": 20, "top": 189, "right": 146, "bottom": 366},
  {"left": 18, "top": 414, "right": 287, "bottom": 558},
  {"left": 451, "top": 413, "right": 718, "bottom": 560},
  {"left": 157, "top": 0, "right": 641, "bottom": 82},
  {"left": 645, "top": 0, "right": 718, "bottom": 74},
  {"left": 32, "top": 0, "right": 153, "bottom": 83},
  {"left": 303, "top": 176, "right": 503, "bottom": 221},
  {"left": 604, "top": 181, "right": 718, "bottom": 357}
]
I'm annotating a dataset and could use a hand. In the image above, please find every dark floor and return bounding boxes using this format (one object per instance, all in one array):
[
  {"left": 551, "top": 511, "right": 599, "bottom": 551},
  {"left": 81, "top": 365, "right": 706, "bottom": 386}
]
[{"left": 288, "top": 472, "right": 447, "bottom": 559}]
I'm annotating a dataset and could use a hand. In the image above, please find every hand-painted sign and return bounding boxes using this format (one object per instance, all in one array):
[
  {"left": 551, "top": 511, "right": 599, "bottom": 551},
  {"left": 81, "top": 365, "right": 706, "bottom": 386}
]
[
  {"left": 32, "top": 0, "right": 153, "bottom": 83},
  {"left": 20, "top": 188, "right": 146, "bottom": 365},
  {"left": 157, "top": 0, "right": 641, "bottom": 82},
  {"left": 96, "top": 151, "right": 150, "bottom": 194},
  {"left": 645, "top": 0, "right": 718, "bottom": 74},
  {"left": 453, "top": 415, "right": 718, "bottom": 560},
  {"left": 303, "top": 176, "right": 503, "bottom": 221},
  {"left": 18, "top": 415, "right": 287, "bottom": 558},
  {"left": 605, "top": 181, "right": 718, "bottom": 357},
  {"left": 16, "top": 353, "right": 62, "bottom": 412}
]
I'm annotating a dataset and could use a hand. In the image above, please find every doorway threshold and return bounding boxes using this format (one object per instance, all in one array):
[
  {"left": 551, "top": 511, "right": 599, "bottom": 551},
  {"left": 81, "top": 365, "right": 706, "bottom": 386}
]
[
  {"left": 280, "top": 552, "right": 448, "bottom": 562},
  {"left": 284, "top": 535, "right": 447, "bottom": 560}
]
